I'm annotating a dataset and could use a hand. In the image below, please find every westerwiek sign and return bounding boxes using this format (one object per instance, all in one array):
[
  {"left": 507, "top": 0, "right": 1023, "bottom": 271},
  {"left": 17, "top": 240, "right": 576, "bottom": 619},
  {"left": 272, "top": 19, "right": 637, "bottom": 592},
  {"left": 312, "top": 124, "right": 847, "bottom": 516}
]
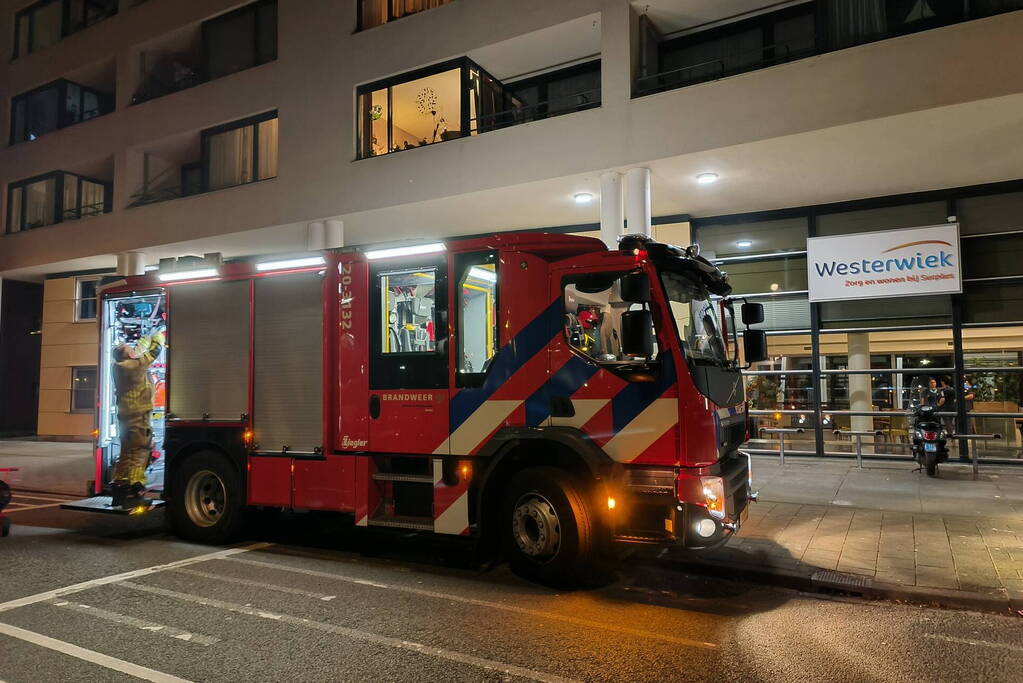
[{"left": 806, "top": 223, "right": 962, "bottom": 302}]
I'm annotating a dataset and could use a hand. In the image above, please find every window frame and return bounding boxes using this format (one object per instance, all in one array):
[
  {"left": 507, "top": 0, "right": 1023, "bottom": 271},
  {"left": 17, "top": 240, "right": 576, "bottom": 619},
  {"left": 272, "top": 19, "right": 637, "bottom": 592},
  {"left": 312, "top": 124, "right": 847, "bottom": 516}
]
[
  {"left": 74, "top": 276, "right": 101, "bottom": 322},
  {"left": 70, "top": 365, "right": 98, "bottom": 413},
  {"left": 13, "top": 0, "right": 117, "bottom": 60},
  {"left": 9, "top": 77, "right": 113, "bottom": 145},
  {"left": 357, "top": 0, "right": 454, "bottom": 32},
  {"left": 6, "top": 170, "right": 112, "bottom": 234},
  {"left": 503, "top": 59, "right": 602, "bottom": 121},
  {"left": 368, "top": 253, "right": 449, "bottom": 390},
  {"left": 454, "top": 251, "right": 499, "bottom": 388},
  {"left": 199, "top": 109, "right": 278, "bottom": 193},
  {"left": 200, "top": 0, "right": 277, "bottom": 82}
]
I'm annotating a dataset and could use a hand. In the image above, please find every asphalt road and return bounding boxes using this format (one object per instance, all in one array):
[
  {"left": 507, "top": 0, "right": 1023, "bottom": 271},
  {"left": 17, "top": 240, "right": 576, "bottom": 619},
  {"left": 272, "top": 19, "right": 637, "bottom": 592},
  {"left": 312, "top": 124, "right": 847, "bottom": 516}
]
[{"left": 1, "top": 494, "right": 1021, "bottom": 683}]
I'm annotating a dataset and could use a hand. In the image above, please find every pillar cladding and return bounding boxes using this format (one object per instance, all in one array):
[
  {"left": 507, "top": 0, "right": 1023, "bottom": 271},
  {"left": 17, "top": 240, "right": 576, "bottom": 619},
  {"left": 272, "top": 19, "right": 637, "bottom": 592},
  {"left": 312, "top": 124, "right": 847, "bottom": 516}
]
[
  {"left": 848, "top": 332, "right": 875, "bottom": 449},
  {"left": 600, "top": 171, "right": 624, "bottom": 249},
  {"left": 116, "top": 252, "right": 146, "bottom": 276},
  {"left": 625, "top": 167, "right": 651, "bottom": 238},
  {"left": 325, "top": 219, "right": 344, "bottom": 249},
  {"left": 307, "top": 221, "right": 326, "bottom": 251}
]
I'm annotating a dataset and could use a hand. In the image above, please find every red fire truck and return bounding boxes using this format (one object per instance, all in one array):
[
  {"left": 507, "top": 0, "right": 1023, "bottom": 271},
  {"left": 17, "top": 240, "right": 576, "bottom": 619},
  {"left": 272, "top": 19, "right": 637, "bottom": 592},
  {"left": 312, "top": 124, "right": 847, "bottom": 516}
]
[{"left": 80, "top": 232, "right": 767, "bottom": 584}]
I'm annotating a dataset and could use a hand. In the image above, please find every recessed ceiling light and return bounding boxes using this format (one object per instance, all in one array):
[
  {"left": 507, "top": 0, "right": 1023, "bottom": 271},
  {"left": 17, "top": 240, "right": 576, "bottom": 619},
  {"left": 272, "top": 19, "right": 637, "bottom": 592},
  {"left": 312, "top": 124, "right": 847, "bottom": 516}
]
[
  {"left": 573, "top": 192, "right": 594, "bottom": 204},
  {"left": 735, "top": 240, "right": 753, "bottom": 248},
  {"left": 696, "top": 172, "right": 719, "bottom": 185}
]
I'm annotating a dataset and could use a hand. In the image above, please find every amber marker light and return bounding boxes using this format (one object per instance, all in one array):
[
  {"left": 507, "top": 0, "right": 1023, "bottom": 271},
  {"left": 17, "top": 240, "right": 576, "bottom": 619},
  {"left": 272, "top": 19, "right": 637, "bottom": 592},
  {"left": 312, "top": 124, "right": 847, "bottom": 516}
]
[{"left": 607, "top": 496, "right": 617, "bottom": 511}]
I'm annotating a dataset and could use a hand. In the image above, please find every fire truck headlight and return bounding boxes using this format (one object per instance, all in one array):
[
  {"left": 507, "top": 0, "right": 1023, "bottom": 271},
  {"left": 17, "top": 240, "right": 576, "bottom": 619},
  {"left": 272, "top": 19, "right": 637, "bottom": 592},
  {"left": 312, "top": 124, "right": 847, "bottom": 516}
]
[
  {"left": 695, "top": 518, "right": 716, "bottom": 538},
  {"left": 701, "top": 476, "right": 726, "bottom": 519}
]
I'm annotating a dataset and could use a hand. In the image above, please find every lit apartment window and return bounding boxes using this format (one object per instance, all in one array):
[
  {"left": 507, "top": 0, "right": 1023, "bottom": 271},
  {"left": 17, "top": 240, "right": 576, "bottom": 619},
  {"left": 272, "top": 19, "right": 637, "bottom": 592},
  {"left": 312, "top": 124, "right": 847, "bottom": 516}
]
[
  {"left": 10, "top": 79, "right": 114, "bottom": 144},
  {"left": 359, "top": 0, "right": 453, "bottom": 30},
  {"left": 71, "top": 366, "right": 97, "bottom": 412},
  {"left": 357, "top": 58, "right": 600, "bottom": 158},
  {"left": 13, "top": 0, "right": 118, "bottom": 59},
  {"left": 75, "top": 277, "right": 100, "bottom": 321},
  {"left": 203, "top": 0, "right": 277, "bottom": 81},
  {"left": 201, "top": 111, "right": 278, "bottom": 192},
  {"left": 6, "top": 171, "right": 112, "bottom": 234}
]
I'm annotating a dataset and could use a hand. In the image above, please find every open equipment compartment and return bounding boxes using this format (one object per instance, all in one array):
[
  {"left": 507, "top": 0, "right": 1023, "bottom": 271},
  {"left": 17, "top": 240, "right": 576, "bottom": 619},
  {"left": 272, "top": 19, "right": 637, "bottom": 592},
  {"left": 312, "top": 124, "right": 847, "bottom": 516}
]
[{"left": 97, "top": 290, "right": 168, "bottom": 491}]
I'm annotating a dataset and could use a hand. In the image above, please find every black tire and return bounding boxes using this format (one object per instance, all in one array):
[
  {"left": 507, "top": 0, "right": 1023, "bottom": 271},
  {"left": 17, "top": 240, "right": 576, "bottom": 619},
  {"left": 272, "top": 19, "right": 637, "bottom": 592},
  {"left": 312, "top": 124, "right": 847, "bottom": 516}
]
[
  {"left": 168, "top": 451, "right": 246, "bottom": 544},
  {"left": 2, "top": 517, "right": 10, "bottom": 538},
  {"left": 500, "top": 467, "right": 597, "bottom": 588},
  {"left": 925, "top": 451, "right": 938, "bottom": 477}
]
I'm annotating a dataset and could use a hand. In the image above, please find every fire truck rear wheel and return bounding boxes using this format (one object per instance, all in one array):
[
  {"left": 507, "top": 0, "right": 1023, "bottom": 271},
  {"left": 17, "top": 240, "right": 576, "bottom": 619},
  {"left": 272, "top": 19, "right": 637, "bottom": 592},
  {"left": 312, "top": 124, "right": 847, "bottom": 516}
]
[
  {"left": 500, "top": 467, "right": 596, "bottom": 587},
  {"left": 169, "top": 451, "right": 245, "bottom": 544}
]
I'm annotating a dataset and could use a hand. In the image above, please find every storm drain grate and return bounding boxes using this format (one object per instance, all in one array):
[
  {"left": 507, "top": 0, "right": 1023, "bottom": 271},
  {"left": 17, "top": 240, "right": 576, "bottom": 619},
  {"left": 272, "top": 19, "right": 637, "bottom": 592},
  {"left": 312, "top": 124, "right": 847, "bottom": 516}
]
[{"left": 811, "top": 570, "right": 874, "bottom": 593}]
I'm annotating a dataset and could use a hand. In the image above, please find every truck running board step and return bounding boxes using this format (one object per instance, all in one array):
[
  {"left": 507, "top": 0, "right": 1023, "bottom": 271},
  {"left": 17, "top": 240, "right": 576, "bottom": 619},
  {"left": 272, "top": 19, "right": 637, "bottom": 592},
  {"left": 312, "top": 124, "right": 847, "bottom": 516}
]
[
  {"left": 371, "top": 473, "right": 434, "bottom": 483},
  {"left": 367, "top": 514, "right": 434, "bottom": 531},
  {"left": 61, "top": 496, "right": 166, "bottom": 515}
]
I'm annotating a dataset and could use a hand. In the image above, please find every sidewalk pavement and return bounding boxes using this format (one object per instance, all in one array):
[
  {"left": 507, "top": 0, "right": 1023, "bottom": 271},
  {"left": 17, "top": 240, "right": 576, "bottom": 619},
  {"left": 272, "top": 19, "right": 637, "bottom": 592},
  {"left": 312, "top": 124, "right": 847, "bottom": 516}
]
[
  {"left": 666, "top": 456, "right": 1023, "bottom": 614},
  {"left": 0, "top": 439, "right": 94, "bottom": 496}
]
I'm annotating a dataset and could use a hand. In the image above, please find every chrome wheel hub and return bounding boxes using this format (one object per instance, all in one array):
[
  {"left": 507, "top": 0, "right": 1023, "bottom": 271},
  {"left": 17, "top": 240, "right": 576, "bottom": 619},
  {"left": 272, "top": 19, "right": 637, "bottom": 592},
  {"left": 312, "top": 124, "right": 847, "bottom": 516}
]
[
  {"left": 511, "top": 493, "right": 561, "bottom": 562},
  {"left": 184, "top": 470, "right": 226, "bottom": 528}
]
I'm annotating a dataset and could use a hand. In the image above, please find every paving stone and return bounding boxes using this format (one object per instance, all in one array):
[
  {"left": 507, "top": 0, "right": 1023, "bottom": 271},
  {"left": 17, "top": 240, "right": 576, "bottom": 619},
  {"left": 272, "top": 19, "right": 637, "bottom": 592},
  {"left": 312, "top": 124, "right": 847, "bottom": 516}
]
[
  {"left": 916, "top": 565, "right": 959, "bottom": 589},
  {"left": 874, "top": 569, "right": 916, "bottom": 585}
]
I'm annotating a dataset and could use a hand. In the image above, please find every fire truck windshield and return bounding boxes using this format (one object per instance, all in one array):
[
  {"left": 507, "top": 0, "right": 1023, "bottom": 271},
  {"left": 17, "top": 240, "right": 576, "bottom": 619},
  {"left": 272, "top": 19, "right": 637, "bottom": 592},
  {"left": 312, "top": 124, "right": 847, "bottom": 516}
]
[{"left": 660, "top": 271, "right": 729, "bottom": 367}]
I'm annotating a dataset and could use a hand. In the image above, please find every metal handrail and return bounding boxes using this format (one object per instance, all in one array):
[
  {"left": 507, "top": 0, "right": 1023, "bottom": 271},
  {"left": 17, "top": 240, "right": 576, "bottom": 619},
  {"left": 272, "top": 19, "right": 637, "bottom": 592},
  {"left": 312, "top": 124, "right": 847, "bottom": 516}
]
[
  {"left": 818, "top": 368, "right": 956, "bottom": 375},
  {"left": 62, "top": 201, "right": 107, "bottom": 220},
  {"left": 467, "top": 88, "right": 602, "bottom": 133},
  {"left": 760, "top": 427, "right": 804, "bottom": 465},
  {"left": 833, "top": 429, "right": 883, "bottom": 468},
  {"left": 951, "top": 433, "right": 1003, "bottom": 480},
  {"left": 636, "top": 39, "right": 813, "bottom": 94},
  {"left": 743, "top": 369, "right": 814, "bottom": 376}
]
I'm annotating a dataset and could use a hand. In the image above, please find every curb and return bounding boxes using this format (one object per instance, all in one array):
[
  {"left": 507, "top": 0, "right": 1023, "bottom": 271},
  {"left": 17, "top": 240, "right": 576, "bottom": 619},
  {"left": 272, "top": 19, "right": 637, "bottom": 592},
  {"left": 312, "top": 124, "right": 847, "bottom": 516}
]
[{"left": 648, "top": 556, "right": 1017, "bottom": 616}]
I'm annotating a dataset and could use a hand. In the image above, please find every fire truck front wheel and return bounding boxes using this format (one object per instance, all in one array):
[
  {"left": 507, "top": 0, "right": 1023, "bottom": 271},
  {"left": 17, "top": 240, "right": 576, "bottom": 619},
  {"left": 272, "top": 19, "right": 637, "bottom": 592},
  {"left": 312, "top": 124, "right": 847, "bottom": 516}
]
[
  {"left": 500, "top": 467, "right": 597, "bottom": 587},
  {"left": 169, "top": 451, "right": 245, "bottom": 544}
]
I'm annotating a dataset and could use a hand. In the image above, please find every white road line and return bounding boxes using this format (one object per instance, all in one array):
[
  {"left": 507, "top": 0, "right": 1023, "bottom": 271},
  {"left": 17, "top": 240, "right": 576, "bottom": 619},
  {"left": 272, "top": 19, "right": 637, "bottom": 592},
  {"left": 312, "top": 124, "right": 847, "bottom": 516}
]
[
  {"left": 120, "top": 581, "right": 579, "bottom": 683},
  {"left": 13, "top": 493, "right": 78, "bottom": 502},
  {"left": 0, "top": 622, "right": 192, "bottom": 683},
  {"left": 5, "top": 502, "right": 68, "bottom": 512},
  {"left": 0, "top": 543, "right": 272, "bottom": 614},
  {"left": 226, "top": 557, "right": 717, "bottom": 649},
  {"left": 48, "top": 599, "right": 220, "bottom": 646},
  {"left": 173, "top": 568, "right": 336, "bottom": 601},
  {"left": 924, "top": 633, "right": 1023, "bottom": 654}
]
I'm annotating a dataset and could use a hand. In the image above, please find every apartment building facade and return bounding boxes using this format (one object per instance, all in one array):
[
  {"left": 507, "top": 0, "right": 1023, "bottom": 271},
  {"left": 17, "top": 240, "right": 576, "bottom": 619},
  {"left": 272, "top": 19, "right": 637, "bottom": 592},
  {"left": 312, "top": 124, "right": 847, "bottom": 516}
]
[{"left": 0, "top": 0, "right": 1021, "bottom": 458}]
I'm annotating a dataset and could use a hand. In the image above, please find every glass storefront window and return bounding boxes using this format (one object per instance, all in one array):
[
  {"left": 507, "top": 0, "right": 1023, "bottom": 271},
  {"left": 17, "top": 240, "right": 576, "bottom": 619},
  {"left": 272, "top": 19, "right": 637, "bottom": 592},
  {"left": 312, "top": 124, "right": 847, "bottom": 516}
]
[
  {"left": 958, "top": 191, "right": 1023, "bottom": 236},
  {"left": 963, "top": 282, "right": 1023, "bottom": 325},
  {"left": 816, "top": 201, "right": 948, "bottom": 236},
  {"left": 696, "top": 217, "right": 808, "bottom": 259},
  {"left": 963, "top": 233, "right": 1023, "bottom": 280}
]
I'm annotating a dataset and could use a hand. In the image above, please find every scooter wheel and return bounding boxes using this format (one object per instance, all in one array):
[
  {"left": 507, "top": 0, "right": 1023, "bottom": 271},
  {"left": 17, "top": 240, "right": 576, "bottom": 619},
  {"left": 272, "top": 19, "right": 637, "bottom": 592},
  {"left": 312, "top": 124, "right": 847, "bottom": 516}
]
[
  {"left": 925, "top": 451, "right": 939, "bottom": 477},
  {"left": 1, "top": 517, "right": 10, "bottom": 537}
]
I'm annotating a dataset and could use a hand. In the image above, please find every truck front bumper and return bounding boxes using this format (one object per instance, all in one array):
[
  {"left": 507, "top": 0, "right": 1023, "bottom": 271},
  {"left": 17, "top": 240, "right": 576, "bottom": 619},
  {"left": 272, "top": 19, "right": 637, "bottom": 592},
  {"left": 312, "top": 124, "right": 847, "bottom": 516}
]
[{"left": 609, "top": 453, "right": 752, "bottom": 549}]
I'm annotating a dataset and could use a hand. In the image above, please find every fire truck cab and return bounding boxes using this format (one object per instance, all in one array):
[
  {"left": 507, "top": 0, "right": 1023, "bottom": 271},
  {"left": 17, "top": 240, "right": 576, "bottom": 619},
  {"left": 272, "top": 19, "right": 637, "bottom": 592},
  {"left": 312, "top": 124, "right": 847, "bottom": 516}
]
[{"left": 90, "top": 232, "right": 766, "bottom": 585}]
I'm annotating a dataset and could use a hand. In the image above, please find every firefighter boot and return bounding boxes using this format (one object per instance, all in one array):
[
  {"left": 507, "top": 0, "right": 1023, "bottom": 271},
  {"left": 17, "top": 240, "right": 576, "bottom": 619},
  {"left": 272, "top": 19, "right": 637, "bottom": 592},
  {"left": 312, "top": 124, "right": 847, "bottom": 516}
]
[{"left": 109, "top": 480, "right": 131, "bottom": 508}]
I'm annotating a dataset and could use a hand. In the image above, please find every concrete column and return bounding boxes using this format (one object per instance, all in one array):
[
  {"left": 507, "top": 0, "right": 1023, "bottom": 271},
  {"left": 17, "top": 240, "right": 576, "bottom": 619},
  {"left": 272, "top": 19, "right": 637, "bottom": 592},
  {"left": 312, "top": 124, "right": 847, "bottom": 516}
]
[
  {"left": 848, "top": 332, "right": 874, "bottom": 446},
  {"left": 599, "top": 171, "right": 624, "bottom": 249},
  {"left": 116, "top": 252, "right": 146, "bottom": 276},
  {"left": 624, "top": 167, "right": 651, "bottom": 238},
  {"left": 600, "top": 0, "right": 639, "bottom": 106}
]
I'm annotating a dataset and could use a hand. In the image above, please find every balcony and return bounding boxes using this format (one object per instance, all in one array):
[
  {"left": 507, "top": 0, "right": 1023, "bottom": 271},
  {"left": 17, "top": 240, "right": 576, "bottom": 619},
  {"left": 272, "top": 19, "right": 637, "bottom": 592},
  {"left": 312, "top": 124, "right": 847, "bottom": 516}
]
[
  {"left": 357, "top": 58, "right": 600, "bottom": 159},
  {"left": 9, "top": 60, "right": 116, "bottom": 145},
  {"left": 130, "top": 111, "right": 278, "bottom": 206},
  {"left": 5, "top": 164, "right": 113, "bottom": 235},
  {"left": 130, "top": 0, "right": 276, "bottom": 105},
  {"left": 13, "top": 0, "right": 118, "bottom": 60},
  {"left": 635, "top": 0, "right": 1023, "bottom": 97}
]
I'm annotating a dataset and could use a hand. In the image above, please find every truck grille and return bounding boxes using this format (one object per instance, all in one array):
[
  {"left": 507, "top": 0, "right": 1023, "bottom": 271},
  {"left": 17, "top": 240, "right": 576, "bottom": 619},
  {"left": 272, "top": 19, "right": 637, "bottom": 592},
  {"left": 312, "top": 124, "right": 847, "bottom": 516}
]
[{"left": 719, "top": 415, "right": 747, "bottom": 458}]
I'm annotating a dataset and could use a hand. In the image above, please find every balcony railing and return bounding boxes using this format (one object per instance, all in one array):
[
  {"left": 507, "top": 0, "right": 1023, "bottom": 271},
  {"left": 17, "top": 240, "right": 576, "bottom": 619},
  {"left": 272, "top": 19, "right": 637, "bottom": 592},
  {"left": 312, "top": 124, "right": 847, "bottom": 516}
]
[
  {"left": 636, "top": 1, "right": 1023, "bottom": 98},
  {"left": 468, "top": 87, "right": 601, "bottom": 135},
  {"left": 62, "top": 201, "right": 108, "bottom": 220},
  {"left": 636, "top": 41, "right": 813, "bottom": 96}
]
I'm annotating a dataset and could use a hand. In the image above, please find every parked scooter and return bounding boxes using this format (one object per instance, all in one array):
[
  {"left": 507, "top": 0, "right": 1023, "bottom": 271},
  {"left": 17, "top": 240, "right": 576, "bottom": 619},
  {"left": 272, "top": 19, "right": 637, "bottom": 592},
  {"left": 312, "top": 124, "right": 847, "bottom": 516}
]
[{"left": 910, "top": 404, "right": 949, "bottom": 477}]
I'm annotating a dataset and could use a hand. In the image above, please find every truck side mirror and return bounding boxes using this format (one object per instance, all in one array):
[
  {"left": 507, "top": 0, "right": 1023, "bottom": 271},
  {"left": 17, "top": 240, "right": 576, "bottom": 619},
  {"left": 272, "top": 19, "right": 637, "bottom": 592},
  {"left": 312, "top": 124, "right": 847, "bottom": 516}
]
[
  {"left": 620, "top": 273, "right": 650, "bottom": 303},
  {"left": 743, "top": 329, "right": 768, "bottom": 364},
  {"left": 621, "top": 310, "right": 654, "bottom": 358},
  {"left": 741, "top": 302, "right": 764, "bottom": 326}
]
